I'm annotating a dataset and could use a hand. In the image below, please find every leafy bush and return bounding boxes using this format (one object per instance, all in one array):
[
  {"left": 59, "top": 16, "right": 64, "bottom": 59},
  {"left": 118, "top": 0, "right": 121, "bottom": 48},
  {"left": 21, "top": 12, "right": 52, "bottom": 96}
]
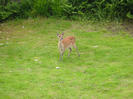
[
  {"left": 64, "top": 0, "right": 133, "bottom": 20},
  {"left": 0, "top": 0, "right": 33, "bottom": 21},
  {"left": 0, "top": 0, "right": 133, "bottom": 21},
  {"left": 126, "top": 0, "right": 133, "bottom": 19},
  {"left": 32, "top": 0, "right": 64, "bottom": 17},
  {"left": 0, "top": 2, "right": 19, "bottom": 21},
  {"left": 19, "top": 0, "right": 34, "bottom": 18}
]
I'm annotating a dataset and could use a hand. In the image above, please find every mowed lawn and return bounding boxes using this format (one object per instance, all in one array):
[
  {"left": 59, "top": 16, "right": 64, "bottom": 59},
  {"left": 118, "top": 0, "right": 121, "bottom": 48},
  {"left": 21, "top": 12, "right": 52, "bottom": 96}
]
[{"left": 0, "top": 18, "right": 133, "bottom": 99}]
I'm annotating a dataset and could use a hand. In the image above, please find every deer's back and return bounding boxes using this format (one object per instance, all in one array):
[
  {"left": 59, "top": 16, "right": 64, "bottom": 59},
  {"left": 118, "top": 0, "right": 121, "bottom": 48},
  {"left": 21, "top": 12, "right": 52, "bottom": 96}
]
[{"left": 62, "top": 36, "right": 75, "bottom": 48}]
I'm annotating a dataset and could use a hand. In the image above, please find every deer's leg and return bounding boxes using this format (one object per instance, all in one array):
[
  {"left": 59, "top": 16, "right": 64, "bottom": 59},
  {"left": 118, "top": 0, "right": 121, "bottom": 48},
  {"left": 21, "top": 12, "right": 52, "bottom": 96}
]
[
  {"left": 59, "top": 53, "right": 62, "bottom": 61},
  {"left": 73, "top": 44, "right": 80, "bottom": 57},
  {"left": 68, "top": 47, "right": 72, "bottom": 57},
  {"left": 59, "top": 49, "right": 64, "bottom": 61}
]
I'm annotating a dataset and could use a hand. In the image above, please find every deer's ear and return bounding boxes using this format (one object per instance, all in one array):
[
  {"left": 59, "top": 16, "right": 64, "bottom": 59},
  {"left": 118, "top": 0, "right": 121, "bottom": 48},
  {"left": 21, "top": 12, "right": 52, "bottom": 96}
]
[
  {"left": 57, "top": 33, "right": 59, "bottom": 37},
  {"left": 62, "top": 32, "right": 64, "bottom": 35}
]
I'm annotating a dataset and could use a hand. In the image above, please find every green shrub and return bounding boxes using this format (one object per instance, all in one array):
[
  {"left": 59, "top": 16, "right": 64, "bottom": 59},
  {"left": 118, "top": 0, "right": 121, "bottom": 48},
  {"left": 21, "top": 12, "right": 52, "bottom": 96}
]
[
  {"left": 64, "top": 0, "right": 133, "bottom": 21},
  {"left": 32, "top": 0, "right": 64, "bottom": 17},
  {"left": 0, "top": 2, "right": 20, "bottom": 21},
  {"left": 0, "top": 0, "right": 133, "bottom": 21},
  {"left": 126, "top": 0, "right": 133, "bottom": 19},
  {"left": 0, "top": 0, "right": 33, "bottom": 21}
]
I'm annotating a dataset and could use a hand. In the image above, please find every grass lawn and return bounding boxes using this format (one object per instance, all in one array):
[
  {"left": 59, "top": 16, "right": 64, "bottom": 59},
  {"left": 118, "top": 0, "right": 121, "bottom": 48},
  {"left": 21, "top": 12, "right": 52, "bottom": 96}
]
[{"left": 0, "top": 17, "right": 133, "bottom": 99}]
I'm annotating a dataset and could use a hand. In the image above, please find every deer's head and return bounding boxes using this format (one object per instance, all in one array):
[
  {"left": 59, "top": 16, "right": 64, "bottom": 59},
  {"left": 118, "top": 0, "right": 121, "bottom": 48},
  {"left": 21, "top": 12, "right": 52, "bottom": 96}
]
[{"left": 57, "top": 32, "right": 64, "bottom": 41}]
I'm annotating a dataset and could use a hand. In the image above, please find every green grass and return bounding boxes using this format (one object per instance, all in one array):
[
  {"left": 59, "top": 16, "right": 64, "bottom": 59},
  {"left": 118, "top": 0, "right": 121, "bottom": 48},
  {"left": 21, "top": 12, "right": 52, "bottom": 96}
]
[{"left": 0, "top": 17, "right": 133, "bottom": 99}]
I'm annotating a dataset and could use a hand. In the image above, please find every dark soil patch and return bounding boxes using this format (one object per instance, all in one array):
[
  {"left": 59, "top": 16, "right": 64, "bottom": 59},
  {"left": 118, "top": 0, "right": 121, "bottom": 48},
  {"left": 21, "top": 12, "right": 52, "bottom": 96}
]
[
  {"left": 105, "top": 20, "right": 133, "bottom": 37},
  {"left": 121, "top": 20, "right": 133, "bottom": 36}
]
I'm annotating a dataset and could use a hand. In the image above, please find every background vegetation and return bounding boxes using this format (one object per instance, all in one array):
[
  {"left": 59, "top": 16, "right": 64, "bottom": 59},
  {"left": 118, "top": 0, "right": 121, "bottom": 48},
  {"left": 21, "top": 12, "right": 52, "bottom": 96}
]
[{"left": 0, "top": 0, "right": 133, "bottom": 21}]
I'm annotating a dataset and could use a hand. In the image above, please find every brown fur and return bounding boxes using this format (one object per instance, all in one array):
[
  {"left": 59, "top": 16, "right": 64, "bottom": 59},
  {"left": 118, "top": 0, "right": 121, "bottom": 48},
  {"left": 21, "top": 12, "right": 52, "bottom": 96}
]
[{"left": 62, "top": 36, "right": 75, "bottom": 49}]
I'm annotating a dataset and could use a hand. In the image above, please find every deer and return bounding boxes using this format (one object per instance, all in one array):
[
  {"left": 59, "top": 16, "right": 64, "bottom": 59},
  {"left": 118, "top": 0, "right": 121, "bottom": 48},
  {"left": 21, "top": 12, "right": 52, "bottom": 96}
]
[{"left": 57, "top": 32, "right": 80, "bottom": 61}]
